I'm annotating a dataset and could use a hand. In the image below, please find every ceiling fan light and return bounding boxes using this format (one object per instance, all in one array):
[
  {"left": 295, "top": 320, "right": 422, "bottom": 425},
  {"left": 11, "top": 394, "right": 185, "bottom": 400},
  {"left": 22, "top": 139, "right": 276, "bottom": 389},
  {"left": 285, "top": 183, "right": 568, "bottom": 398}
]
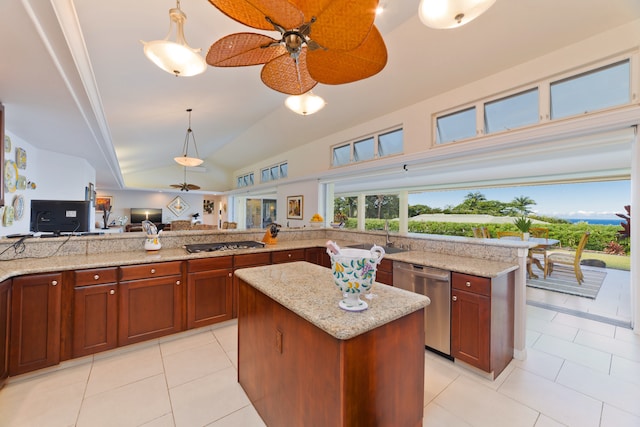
[
  {"left": 418, "top": 0, "right": 496, "bottom": 29},
  {"left": 285, "top": 92, "right": 326, "bottom": 115},
  {"left": 174, "top": 156, "right": 204, "bottom": 167},
  {"left": 141, "top": 3, "right": 206, "bottom": 76}
]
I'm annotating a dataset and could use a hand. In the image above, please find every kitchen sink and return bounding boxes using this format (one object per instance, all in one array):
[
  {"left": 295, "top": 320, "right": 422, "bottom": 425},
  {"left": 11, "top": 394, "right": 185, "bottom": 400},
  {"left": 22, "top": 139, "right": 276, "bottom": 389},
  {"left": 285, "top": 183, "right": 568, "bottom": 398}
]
[{"left": 346, "top": 243, "right": 408, "bottom": 254}]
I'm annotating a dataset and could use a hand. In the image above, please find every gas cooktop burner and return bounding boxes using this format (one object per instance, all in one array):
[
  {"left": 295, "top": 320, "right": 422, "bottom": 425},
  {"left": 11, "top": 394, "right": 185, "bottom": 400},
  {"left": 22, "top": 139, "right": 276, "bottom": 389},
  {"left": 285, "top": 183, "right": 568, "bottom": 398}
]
[{"left": 184, "top": 241, "right": 265, "bottom": 253}]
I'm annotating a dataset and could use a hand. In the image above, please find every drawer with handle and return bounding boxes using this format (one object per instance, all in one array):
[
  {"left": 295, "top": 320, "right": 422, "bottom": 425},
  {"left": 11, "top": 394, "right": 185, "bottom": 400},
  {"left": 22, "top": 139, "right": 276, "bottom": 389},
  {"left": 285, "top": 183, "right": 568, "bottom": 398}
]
[
  {"left": 451, "top": 272, "right": 490, "bottom": 297},
  {"left": 75, "top": 267, "right": 118, "bottom": 286},
  {"left": 120, "top": 261, "right": 183, "bottom": 281}
]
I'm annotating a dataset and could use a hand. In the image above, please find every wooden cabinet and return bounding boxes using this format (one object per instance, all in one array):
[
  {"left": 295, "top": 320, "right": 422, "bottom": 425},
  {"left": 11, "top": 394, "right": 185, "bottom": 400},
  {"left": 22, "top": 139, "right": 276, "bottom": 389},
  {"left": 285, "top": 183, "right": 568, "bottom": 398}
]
[
  {"left": 304, "top": 247, "right": 330, "bottom": 268},
  {"left": 271, "top": 249, "right": 305, "bottom": 264},
  {"left": 233, "top": 252, "right": 271, "bottom": 318},
  {"left": 0, "top": 279, "right": 10, "bottom": 387},
  {"left": 238, "top": 279, "right": 425, "bottom": 427},
  {"left": 376, "top": 258, "right": 394, "bottom": 285},
  {"left": 450, "top": 272, "right": 514, "bottom": 377},
  {"left": 118, "top": 262, "right": 184, "bottom": 346},
  {"left": 234, "top": 252, "right": 271, "bottom": 269},
  {"left": 72, "top": 267, "right": 118, "bottom": 357},
  {"left": 187, "top": 257, "right": 233, "bottom": 329},
  {"left": 9, "top": 273, "right": 62, "bottom": 376}
]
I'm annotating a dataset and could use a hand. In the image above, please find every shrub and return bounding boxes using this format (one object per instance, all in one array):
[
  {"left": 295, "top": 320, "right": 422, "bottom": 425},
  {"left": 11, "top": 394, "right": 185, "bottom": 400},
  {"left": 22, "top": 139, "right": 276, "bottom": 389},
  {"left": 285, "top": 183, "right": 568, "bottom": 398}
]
[{"left": 604, "top": 241, "right": 626, "bottom": 255}]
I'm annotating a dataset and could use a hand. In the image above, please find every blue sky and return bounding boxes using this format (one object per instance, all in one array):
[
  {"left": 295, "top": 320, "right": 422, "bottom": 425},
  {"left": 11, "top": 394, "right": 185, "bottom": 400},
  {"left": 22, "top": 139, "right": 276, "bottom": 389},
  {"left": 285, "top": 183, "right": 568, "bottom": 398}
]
[{"left": 408, "top": 180, "right": 630, "bottom": 219}]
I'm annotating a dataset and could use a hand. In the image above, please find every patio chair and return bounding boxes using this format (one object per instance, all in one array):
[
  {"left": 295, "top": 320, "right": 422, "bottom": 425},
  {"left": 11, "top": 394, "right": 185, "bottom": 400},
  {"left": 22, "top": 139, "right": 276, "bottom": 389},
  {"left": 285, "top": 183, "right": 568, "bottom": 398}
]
[
  {"left": 530, "top": 227, "right": 550, "bottom": 278},
  {"left": 472, "top": 226, "right": 490, "bottom": 238},
  {"left": 496, "top": 231, "right": 523, "bottom": 239},
  {"left": 546, "top": 231, "right": 590, "bottom": 284}
]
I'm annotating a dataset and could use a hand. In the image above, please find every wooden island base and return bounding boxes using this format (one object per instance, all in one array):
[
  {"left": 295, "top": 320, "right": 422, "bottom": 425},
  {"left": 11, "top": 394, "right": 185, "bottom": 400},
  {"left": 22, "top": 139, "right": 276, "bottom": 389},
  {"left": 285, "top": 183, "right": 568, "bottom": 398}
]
[{"left": 238, "top": 279, "right": 425, "bottom": 427}]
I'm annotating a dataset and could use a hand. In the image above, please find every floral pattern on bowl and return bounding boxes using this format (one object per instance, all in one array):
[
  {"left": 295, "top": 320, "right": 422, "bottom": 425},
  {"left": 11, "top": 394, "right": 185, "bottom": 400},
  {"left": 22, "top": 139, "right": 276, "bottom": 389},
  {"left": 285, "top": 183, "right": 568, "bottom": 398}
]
[{"left": 328, "top": 246, "right": 385, "bottom": 311}]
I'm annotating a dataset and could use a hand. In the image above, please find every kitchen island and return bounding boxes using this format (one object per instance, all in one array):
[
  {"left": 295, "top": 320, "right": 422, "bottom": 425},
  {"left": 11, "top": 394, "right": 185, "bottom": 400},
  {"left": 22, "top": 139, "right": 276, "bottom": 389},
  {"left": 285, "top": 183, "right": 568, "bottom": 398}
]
[{"left": 234, "top": 261, "right": 430, "bottom": 427}]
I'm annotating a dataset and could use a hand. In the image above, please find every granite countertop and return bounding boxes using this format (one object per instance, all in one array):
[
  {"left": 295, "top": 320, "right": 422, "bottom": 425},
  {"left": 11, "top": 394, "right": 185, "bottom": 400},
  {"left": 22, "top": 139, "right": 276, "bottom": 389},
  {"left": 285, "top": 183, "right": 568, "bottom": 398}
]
[
  {"left": 0, "top": 238, "right": 518, "bottom": 282},
  {"left": 234, "top": 261, "right": 430, "bottom": 340},
  {"left": 391, "top": 250, "right": 519, "bottom": 278}
]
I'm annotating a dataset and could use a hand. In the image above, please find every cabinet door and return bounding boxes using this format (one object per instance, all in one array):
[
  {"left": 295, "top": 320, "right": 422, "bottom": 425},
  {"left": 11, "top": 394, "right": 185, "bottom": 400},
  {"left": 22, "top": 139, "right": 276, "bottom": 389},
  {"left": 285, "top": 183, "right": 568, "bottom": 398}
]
[
  {"left": 73, "top": 283, "right": 118, "bottom": 357},
  {"left": 187, "top": 269, "right": 233, "bottom": 329},
  {"left": 0, "top": 279, "right": 10, "bottom": 386},
  {"left": 304, "top": 248, "right": 330, "bottom": 268},
  {"left": 451, "top": 289, "right": 490, "bottom": 371},
  {"left": 118, "top": 276, "right": 183, "bottom": 346},
  {"left": 10, "top": 273, "right": 62, "bottom": 376}
]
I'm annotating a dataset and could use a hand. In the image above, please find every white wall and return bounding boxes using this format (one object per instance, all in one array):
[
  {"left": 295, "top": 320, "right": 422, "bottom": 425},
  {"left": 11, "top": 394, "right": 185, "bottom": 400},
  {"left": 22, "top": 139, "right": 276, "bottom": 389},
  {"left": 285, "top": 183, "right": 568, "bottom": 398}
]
[
  {"left": 2, "top": 132, "right": 96, "bottom": 236},
  {"left": 99, "top": 189, "right": 223, "bottom": 226}
]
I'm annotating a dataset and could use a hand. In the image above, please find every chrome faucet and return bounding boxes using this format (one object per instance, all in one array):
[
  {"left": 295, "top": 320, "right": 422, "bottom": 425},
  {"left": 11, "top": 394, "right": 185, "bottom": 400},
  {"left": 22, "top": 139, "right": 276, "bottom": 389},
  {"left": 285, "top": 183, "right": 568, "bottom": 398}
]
[{"left": 384, "top": 219, "right": 393, "bottom": 247}]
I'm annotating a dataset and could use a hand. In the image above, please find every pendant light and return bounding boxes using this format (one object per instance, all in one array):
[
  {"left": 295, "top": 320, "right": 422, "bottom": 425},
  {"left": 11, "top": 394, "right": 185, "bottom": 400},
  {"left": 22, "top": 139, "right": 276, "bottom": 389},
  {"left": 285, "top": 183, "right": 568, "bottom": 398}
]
[
  {"left": 285, "top": 91, "right": 326, "bottom": 116},
  {"left": 418, "top": 0, "right": 496, "bottom": 29},
  {"left": 174, "top": 108, "right": 203, "bottom": 167},
  {"left": 141, "top": 1, "right": 206, "bottom": 76}
]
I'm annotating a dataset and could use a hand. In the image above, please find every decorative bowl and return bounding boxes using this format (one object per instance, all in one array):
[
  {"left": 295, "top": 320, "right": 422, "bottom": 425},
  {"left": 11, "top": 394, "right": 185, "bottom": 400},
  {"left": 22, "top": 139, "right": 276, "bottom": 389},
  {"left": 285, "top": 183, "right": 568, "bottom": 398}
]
[{"left": 327, "top": 246, "right": 385, "bottom": 311}]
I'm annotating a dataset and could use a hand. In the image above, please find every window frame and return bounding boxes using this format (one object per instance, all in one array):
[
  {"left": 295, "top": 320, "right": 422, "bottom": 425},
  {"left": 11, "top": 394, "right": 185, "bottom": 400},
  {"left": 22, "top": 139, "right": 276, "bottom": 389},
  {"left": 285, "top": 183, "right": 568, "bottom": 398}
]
[
  {"left": 331, "top": 126, "right": 403, "bottom": 168},
  {"left": 432, "top": 54, "right": 634, "bottom": 146}
]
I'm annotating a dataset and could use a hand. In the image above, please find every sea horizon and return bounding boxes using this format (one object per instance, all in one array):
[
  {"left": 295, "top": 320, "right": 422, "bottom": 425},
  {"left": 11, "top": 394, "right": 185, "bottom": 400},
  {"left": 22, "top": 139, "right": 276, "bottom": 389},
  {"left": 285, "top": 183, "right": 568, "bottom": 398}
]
[{"left": 562, "top": 218, "right": 622, "bottom": 226}]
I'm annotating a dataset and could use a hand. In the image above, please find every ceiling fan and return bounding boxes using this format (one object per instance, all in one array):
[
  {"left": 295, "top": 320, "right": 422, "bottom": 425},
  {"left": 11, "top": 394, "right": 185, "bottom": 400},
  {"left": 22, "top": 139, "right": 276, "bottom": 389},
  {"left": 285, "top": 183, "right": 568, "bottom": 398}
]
[
  {"left": 171, "top": 167, "right": 201, "bottom": 192},
  {"left": 206, "top": 0, "right": 387, "bottom": 95}
]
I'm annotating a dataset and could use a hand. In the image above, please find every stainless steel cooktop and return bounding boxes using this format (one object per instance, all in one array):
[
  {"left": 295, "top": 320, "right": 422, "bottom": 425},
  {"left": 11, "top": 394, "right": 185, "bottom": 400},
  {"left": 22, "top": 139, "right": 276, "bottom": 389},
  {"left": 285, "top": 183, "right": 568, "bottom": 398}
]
[{"left": 184, "top": 241, "right": 265, "bottom": 253}]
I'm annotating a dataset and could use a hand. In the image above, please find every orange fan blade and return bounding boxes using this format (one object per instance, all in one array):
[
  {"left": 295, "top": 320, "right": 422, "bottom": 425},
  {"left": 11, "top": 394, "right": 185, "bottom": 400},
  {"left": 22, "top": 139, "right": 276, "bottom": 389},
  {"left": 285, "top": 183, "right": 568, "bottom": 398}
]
[
  {"left": 307, "top": 25, "right": 387, "bottom": 85},
  {"left": 290, "top": 0, "right": 378, "bottom": 51},
  {"left": 208, "top": 0, "right": 303, "bottom": 31},
  {"left": 261, "top": 49, "right": 317, "bottom": 95},
  {"left": 207, "top": 33, "right": 285, "bottom": 67}
]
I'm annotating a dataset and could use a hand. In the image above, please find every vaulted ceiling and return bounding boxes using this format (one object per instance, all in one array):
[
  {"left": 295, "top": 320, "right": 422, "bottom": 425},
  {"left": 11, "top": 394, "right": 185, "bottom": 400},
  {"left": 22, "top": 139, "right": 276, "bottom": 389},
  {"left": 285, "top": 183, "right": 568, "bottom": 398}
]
[{"left": 1, "top": 0, "right": 639, "bottom": 193}]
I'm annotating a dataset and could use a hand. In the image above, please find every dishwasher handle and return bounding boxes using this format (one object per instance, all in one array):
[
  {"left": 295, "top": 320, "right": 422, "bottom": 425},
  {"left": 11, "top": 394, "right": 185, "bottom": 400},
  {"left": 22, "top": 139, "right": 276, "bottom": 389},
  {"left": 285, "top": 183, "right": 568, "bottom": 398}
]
[{"left": 395, "top": 266, "right": 450, "bottom": 282}]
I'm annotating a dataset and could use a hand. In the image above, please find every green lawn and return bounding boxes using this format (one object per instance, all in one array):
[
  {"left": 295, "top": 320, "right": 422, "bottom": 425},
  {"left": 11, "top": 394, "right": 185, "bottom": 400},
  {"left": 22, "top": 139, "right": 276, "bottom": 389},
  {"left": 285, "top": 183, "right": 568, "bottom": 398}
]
[{"left": 547, "top": 249, "right": 630, "bottom": 271}]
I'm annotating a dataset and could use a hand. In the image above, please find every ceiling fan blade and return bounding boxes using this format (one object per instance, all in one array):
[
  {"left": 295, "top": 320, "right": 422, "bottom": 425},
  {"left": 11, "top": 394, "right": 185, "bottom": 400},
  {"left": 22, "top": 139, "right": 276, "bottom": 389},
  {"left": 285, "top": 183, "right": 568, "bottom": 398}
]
[
  {"left": 307, "top": 25, "right": 387, "bottom": 85},
  {"left": 207, "top": 33, "right": 285, "bottom": 67},
  {"left": 187, "top": 184, "right": 201, "bottom": 190},
  {"left": 290, "top": 0, "right": 378, "bottom": 51},
  {"left": 208, "top": 0, "right": 303, "bottom": 31},
  {"left": 261, "top": 49, "right": 317, "bottom": 95},
  {"left": 170, "top": 184, "right": 182, "bottom": 188}
]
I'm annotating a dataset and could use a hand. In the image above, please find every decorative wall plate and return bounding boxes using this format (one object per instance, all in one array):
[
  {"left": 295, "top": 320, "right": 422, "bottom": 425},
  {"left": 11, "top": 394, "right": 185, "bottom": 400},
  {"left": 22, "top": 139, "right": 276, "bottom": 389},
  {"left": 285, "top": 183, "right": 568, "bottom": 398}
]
[
  {"left": 16, "top": 175, "right": 26, "bottom": 190},
  {"left": 4, "top": 160, "right": 18, "bottom": 193},
  {"left": 4, "top": 135, "right": 11, "bottom": 153},
  {"left": 13, "top": 195, "right": 24, "bottom": 220},
  {"left": 16, "top": 147, "right": 27, "bottom": 169},
  {"left": 167, "top": 196, "right": 189, "bottom": 217},
  {"left": 3, "top": 205, "right": 14, "bottom": 226}
]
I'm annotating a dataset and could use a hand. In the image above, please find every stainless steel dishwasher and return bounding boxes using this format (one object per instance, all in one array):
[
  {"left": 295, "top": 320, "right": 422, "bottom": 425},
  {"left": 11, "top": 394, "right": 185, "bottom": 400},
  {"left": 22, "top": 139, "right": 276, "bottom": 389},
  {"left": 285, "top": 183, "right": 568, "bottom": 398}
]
[{"left": 393, "top": 261, "right": 451, "bottom": 357}]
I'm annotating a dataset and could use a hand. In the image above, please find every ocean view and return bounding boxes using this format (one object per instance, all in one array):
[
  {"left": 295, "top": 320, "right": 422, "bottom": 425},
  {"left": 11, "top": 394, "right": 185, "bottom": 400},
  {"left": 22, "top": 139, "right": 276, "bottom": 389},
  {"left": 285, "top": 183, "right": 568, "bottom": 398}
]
[{"left": 563, "top": 218, "right": 621, "bottom": 226}]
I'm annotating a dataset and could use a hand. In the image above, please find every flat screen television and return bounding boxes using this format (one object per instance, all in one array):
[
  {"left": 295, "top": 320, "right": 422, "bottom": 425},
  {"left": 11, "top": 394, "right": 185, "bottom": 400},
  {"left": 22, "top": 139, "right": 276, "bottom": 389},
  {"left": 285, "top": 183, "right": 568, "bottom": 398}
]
[
  {"left": 130, "top": 208, "right": 162, "bottom": 224},
  {"left": 30, "top": 200, "right": 91, "bottom": 234}
]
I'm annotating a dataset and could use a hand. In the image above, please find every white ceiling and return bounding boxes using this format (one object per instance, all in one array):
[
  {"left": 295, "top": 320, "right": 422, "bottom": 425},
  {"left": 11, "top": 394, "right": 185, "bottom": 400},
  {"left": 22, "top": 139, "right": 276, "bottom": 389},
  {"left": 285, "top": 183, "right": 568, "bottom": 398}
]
[{"left": 1, "top": 0, "right": 639, "bottom": 193}]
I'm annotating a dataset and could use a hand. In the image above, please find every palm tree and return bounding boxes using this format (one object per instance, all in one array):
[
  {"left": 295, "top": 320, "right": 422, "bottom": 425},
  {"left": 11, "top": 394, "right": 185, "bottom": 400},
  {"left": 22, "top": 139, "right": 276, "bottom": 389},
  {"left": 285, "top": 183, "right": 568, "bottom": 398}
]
[
  {"left": 462, "top": 191, "right": 486, "bottom": 213},
  {"left": 511, "top": 196, "right": 536, "bottom": 215}
]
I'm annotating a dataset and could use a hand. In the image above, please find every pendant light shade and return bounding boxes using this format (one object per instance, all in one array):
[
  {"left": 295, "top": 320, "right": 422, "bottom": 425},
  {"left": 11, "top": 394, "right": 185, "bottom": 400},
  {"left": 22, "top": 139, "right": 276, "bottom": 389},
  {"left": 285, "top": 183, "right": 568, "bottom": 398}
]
[
  {"left": 285, "top": 91, "right": 326, "bottom": 116},
  {"left": 418, "top": 0, "right": 496, "bottom": 29},
  {"left": 141, "top": 1, "right": 206, "bottom": 76},
  {"left": 174, "top": 108, "right": 203, "bottom": 167}
]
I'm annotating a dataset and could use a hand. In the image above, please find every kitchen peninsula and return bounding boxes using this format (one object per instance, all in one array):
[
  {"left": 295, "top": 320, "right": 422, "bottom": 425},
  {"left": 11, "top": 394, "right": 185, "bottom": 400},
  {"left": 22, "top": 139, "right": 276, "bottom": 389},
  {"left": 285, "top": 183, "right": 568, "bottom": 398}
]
[{"left": 234, "top": 262, "right": 430, "bottom": 427}]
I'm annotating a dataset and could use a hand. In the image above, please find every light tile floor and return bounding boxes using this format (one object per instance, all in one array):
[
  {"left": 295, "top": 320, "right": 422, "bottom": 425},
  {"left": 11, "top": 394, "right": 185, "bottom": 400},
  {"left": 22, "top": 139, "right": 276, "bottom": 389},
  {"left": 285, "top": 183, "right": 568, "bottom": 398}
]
[
  {"left": 526, "top": 264, "right": 632, "bottom": 326},
  {"left": 1, "top": 276, "right": 638, "bottom": 426}
]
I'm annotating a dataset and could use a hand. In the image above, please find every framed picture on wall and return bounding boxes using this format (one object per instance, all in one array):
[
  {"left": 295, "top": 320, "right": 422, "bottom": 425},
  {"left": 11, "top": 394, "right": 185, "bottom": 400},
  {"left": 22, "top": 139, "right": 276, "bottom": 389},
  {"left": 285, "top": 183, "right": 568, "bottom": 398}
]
[
  {"left": 167, "top": 196, "right": 189, "bottom": 217},
  {"left": 96, "top": 196, "right": 112, "bottom": 212},
  {"left": 287, "top": 195, "right": 303, "bottom": 219}
]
